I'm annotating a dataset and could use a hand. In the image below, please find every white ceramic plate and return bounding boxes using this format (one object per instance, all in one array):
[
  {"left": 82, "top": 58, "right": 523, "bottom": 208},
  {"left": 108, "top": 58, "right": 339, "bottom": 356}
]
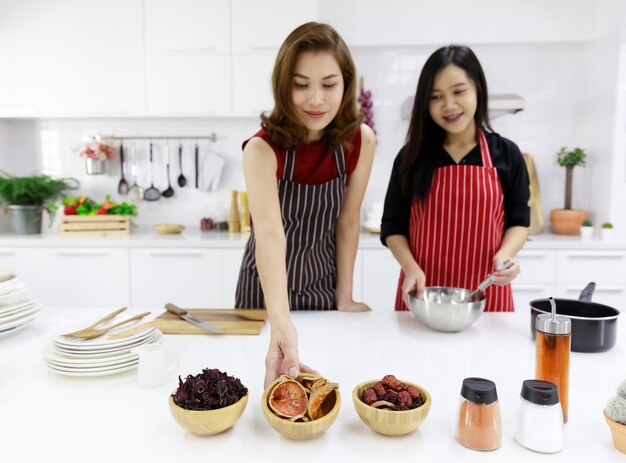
[
  {"left": 46, "top": 361, "right": 139, "bottom": 377},
  {"left": 0, "top": 281, "right": 27, "bottom": 297},
  {"left": 0, "top": 299, "right": 39, "bottom": 316},
  {"left": 52, "top": 326, "right": 156, "bottom": 350},
  {"left": 0, "top": 313, "right": 38, "bottom": 333},
  {"left": 0, "top": 303, "right": 41, "bottom": 324},
  {"left": 45, "top": 355, "right": 138, "bottom": 371},
  {"left": 51, "top": 331, "right": 163, "bottom": 359},
  {"left": 0, "top": 286, "right": 28, "bottom": 303},
  {"left": 44, "top": 345, "right": 137, "bottom": 367},
  {"left": 0, "top": 317, "right": 36, "bottom": 338}
]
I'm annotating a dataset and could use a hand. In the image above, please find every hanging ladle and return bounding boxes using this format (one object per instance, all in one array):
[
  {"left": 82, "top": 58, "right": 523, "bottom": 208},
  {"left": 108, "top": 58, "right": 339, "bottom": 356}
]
[
  {"left": 462, "top": 259, "right": 514, "bottom": 302},
  {"left": 117, "top": 143, "right": 129, "bottom": 195},
  {"left": 162, "top": 143, "right": 174, "bottom": 198},
  {"left": 177, "top": 143, "right": 187, "bottom": 187}
]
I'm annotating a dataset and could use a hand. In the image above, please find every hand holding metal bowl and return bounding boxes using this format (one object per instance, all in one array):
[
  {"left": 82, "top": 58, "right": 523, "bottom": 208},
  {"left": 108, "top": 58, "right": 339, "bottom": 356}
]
[{"left": 529, "top": 282, "right": 620, "bottom": 353}]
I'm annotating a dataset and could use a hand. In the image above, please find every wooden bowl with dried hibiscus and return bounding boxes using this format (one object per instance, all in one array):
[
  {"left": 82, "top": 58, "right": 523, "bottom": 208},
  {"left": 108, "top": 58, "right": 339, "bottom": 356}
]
[
  {"left": 168, "top": 368, "right": 248, "bottom": 436},
  {"left": 261, "top": 373, "right": 341, "bottom": 440},
  {"left": 352, "top": 374, "right": 432, "bottom": 436}
]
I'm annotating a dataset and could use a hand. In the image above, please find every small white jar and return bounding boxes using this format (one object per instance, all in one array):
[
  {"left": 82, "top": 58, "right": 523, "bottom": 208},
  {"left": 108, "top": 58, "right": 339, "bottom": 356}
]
[{"left": 515, "top": 379, "right": 563, "bottom": 453}]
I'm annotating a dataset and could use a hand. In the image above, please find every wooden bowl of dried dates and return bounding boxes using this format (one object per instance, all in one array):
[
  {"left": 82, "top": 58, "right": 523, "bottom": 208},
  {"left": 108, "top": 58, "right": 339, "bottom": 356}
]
[
  {"left": 261, "top": 373, "right": 341, "bottom": 440},
  {"left": 352, "top": 374, "right": 431, "bottom": 436}
]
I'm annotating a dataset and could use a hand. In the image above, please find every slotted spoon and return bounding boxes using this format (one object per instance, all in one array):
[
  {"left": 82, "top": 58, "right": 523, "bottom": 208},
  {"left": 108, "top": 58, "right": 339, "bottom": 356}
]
[{"left": 144, "top": 142, "right": 161, "bottom": 201}]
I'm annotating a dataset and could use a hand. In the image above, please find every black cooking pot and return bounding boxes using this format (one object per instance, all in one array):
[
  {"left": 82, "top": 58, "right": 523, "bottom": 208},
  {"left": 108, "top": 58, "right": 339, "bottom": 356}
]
[{"left": 529, "top": 282, "right": 620, "bottom": 353}]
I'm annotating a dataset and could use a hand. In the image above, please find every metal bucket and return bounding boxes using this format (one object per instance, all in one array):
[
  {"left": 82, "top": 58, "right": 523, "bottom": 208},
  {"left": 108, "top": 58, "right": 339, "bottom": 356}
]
[
  {"left": 85, "top": 158, "right": 106, "bottom": 175},
  {"left": 7, "top": 205, "right": 43, "bottom": 234}
]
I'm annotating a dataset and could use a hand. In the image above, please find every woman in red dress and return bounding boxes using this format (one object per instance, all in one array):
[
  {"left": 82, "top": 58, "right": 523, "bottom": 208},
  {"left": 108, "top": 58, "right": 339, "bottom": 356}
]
[
  {"left": 235, "top": 23, "right": 376, "bottom": 386},
  {"left": 381, "top": 45, "right": 530, "bottom": 312}
]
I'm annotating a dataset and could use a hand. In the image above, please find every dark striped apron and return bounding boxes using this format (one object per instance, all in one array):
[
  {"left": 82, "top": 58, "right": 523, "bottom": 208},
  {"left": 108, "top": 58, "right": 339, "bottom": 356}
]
[{"left": 235, "top": 146, "right": 347, "bottom": 310}]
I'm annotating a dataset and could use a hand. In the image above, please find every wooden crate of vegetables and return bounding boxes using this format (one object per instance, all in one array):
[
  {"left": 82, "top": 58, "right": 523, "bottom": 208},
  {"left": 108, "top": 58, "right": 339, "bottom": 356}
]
[{"left": 60, "top": 195, "right": 135, "bottom": 237}]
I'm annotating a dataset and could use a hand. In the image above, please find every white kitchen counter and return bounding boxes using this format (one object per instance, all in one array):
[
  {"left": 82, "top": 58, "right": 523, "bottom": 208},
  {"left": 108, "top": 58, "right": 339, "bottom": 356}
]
[
  {"left": 1, "top": 227, "right": 626, "bottom": 250},
  {"left": 1, "top": 307, "right": 624, "bottom": 462}
]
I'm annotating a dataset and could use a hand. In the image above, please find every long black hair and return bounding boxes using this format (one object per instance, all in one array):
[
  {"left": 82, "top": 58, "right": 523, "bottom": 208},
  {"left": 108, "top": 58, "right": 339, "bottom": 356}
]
[{"left": 400, "top": 45, "right": 493, "bottom": 199}]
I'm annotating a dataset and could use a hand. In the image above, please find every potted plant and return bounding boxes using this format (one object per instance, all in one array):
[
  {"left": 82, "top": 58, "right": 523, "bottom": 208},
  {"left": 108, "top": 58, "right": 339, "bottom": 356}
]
[
  {"left": 550, "top": 147, "right": 587, "bottom": 235},
  {"left": 601, "top": 222, "right": 615, "bottom": 241},
  {"left": 0, "top": 172, "right": 79, "bottom": 234},
  {"left": 604, "top": 379, "right": 626, "bottom": 454},
  {"left": 580, "top": 219, "right": 593, "bottom": 241}
]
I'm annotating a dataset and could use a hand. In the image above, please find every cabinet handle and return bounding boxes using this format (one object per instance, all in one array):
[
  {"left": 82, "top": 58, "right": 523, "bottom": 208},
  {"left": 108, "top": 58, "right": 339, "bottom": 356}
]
[
  {"left": 564, "top": 286, "right": 624, "bottom": 293},
  {"left": 148, "top": 251, "right": 204, "bottom": 257},
  {"left": 164, "top": 110, "right": 216, "bottom": 116},
  {"left": 163, "top": 47, "right": 216, "bottom": 54},
  {"left": 55, "top": 251, "right": 110, "bottom": 257},
  {"left": 565, "top": 253, "right": 624, "bottom": 259},
  {"left": 79, "top": 110, "right": 130, "bottom": 117},
  {"left": 512, "top": 285, "right": 550, "bottom": 292},
  {"left": 0, "top": 251, "right": 16, "bottom": 256},
  {"left": 517, "top": 251, "right": 549, "bottom": 259}
]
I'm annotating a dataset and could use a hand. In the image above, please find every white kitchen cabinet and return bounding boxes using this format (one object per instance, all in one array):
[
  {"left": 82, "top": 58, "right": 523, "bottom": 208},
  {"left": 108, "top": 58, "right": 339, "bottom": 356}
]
[
  {"left": 231, "top": 54, "right": 276, "bottom": 116},
  {"left": 360, "top": 248, "right": 400, "bottom": 310},
  {"left": 512, "top": 249, "right": 556, "bottom": 309},
  {"left": 145, "top": 54, "right": 231, "bottom": 116},
  {"left": 0, "top": 247, "right": 129, "bottom": 308},
  {"left": 130, "top": 248, "right": 221, "bottom": 309},
  {"left": 231, "top": 0, "right": 319, "bottom": 53},
  {"left": 0, "top": 0, "right": 145, "bottom": 117},
  {"left": 222, "top": 248, "right": 245, "bottom": 307},
  {"left": 144, "top": 0, "right": 230, "bottom": 54}
]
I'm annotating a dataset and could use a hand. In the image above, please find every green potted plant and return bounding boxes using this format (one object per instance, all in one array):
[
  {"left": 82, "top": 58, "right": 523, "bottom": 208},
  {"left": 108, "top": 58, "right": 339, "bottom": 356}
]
[
  {"left": 604, "top": 379, "right": 626, "bottom": 454},
  {"left": 580, "top": 219, "right": 593, "bottom": 241},
  {"left": 550, "top": 147, "right": 587, "bottom": 235},
  {"left": 601, "top": 222, "right": 615, "bottom": 241},
  {"left": 0, "top": 172, "right": 79, "bottom": 234}
]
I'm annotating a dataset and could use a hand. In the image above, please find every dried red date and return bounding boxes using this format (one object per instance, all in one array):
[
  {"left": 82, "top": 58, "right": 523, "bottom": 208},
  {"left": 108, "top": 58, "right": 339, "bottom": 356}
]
[
  {"left": 406, "top": 385, "right": 421, "bottom": 400},
  {"left": 396, "top": 390, "right": 412, "bottom": 407},
  {"left": 373, "top": 382, "right": 386, "bottom": 398},
  {"left": 363, "top": 387, "right": 378, "bottom": 405}
]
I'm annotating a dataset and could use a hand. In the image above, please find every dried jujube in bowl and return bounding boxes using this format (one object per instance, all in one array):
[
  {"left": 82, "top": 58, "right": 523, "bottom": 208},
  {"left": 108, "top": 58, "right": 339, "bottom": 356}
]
[
  {"left": 168, "top": 368, "right": 248, "bottom": 436},
  {"left": 352, "top": 374, "right": 432, "bottom": 436}
]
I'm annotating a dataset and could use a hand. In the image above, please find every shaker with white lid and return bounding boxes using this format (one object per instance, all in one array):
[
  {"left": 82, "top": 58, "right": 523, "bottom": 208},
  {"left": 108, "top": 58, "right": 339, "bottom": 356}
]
[{"left": 515, "top": 379, "right": 563, "bottom": 453}]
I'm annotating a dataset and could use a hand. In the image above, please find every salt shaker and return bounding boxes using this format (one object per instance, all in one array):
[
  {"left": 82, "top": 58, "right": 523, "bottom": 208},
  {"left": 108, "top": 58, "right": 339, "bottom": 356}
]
[
  {"left": 456, "top": 377, "right": 502, "bottom": 451},
  {"left": 535, "top": 297, "right": 571, "bottom": 423},
  {"left": 515, "top": 379, "right": 563, "bottom": 453}
]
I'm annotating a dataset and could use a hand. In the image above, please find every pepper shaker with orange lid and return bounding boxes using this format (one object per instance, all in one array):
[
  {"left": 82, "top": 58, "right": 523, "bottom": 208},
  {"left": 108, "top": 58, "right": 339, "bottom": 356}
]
[{"left": 456, "top": 377, "right": 501, "bottom": 451}]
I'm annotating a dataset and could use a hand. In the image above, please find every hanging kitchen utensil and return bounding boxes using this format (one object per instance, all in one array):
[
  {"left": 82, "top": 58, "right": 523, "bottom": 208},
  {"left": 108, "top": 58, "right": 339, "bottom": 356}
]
[
  {"left": 161, "top": 143, "right": 174, "bottom": 198},
  {"left": 461, "top": 259, "right": 514, "bottom": 302},
  {"left": 117, "top": 143, "right": 129, "bottom": 195},
  {"left": 177, "top": 143, "right": 187, "bottom": 187},
  {"left": 128, "top": 143, "right": 144, "bottom": 201},
  {"left": 201, "top": 140, "right": 225, "bottom": 191},
  {"left": 195, "top": 142, "right": 199, "bottom": 188},
  {"left": 144, "top": 142, "right": 161, "bottom": 201}
]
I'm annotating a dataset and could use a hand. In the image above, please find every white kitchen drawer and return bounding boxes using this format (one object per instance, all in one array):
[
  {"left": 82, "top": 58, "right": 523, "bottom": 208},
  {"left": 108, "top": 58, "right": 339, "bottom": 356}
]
[
  {"left": 130, "top": 248, "right": 221, "bottom": 309},
  {"left": 511, "top": 283, "right": 555, "bottom": 311},
  {"left": 515, "top": 249, "right": 556, "bottom": 284},
  {"left": 555, "top": 250, "right": 626, "bottom": 285},
  {"left": 361, "top": 249, "right": 400, "bottom": 310},
  {"left": 555, "top": 284, "right": 625, "bottom": 309},
  {"left": 8, "top": 247, "right": 130, "bottom": 308},
  {"left": 222, "top": 248, "right": 245, "bottom": 307}
]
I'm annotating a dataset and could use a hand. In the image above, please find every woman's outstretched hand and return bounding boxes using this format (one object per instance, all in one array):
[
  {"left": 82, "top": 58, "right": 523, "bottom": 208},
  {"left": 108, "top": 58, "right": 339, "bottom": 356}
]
[{"left": 264, "top": 319, "right": 317, "bottom": 388}]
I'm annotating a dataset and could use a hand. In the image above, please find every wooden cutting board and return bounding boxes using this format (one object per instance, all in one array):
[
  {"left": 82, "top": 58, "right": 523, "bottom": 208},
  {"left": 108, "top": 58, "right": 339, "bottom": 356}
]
[
  {"left": 155, "top": 309, "right": 267, "bottom": 335},
  {"left": 523, "top": 153, "right": 544, "bottom": 235}
]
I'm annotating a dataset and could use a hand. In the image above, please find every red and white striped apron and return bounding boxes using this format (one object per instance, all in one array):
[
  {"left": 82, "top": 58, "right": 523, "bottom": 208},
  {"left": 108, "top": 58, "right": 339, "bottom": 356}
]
[
  {"left": 235, "top": 146, "right": 347, "bottom": 310},
  {"left": 395, "top": 130, "right": 514, "bottom": 312}
]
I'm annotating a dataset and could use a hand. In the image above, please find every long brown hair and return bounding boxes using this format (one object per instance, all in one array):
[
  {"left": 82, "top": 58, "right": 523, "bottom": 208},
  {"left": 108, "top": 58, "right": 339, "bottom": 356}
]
[
  {"left": 261, "top": 22, "right": 361, "bottom": 153},
  {"left": 400, "top": 45, "right": 493, "bottom": 199}
]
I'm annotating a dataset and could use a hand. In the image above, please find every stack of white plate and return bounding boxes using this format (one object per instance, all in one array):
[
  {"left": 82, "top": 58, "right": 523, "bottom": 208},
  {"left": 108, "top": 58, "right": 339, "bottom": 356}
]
[
  {"left": 0, "top": 274, "right": 42, "bottom": 337},
  {"left": 45, "top": 326, "right": 163, "bottom": 377}
]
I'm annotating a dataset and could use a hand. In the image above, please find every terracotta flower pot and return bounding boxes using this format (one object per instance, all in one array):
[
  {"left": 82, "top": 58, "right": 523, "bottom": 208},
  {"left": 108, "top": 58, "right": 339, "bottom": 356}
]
[
  {"left": 550, "top": 209, "right": 587, "bottom": 235},
  {"left": 604, "top": 411, "right": 626, "bottom": 454}
]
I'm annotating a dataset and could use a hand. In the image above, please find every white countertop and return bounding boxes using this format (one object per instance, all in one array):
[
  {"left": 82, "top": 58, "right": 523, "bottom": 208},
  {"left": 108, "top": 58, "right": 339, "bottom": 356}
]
[
  {"left": 1, "top": 307, "right": 624, "bottom": 462},
  {"left": 1, "top": 227, "right": 626, "bottom": 250}
]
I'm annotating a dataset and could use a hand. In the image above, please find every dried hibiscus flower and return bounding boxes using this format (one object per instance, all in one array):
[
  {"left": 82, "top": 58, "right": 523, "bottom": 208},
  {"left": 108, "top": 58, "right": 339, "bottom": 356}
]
[{"left": 173, "top": 368, "right": 247, "bottom": 411}]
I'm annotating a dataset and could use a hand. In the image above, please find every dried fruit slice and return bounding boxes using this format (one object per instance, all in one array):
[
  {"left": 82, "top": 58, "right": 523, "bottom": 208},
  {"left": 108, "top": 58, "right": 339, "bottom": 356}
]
[
  {"left": 299, "top": 373, "right": 323, "bottom": 391},
  {"left": 307, "top": 382, "right": 338, "bottom": 421},
  {"left": 268, "top": 378, "right": 308, "bottom": 419}
]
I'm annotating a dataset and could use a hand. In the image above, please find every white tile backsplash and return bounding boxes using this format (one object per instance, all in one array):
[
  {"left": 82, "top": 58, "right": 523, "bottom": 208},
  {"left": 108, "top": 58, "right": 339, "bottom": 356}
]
[{"left": 1, "top": 36, "right": 625, "bottom": 233}]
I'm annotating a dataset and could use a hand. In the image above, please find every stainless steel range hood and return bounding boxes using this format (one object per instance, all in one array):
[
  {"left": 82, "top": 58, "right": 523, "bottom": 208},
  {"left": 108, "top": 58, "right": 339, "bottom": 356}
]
[{"left": 400, "top": 93, "right": 525, "bottom": 120}]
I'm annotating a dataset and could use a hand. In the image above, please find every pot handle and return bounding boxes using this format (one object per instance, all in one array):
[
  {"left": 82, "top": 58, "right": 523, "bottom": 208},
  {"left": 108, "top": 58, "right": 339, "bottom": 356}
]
[{"left": 579, "top": 282, "right": 596, "bottom": 302}]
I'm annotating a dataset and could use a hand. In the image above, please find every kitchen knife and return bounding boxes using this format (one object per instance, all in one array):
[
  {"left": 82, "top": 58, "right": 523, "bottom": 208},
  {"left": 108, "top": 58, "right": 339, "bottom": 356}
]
[{"left": 165, "top": 303, "right": 223, "bottom": 334}]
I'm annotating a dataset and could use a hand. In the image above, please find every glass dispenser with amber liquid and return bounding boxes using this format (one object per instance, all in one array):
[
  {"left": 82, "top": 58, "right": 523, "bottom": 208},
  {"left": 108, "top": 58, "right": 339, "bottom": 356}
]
[{"left": 535, "top": 297, "right": 571, "bottom": 423}]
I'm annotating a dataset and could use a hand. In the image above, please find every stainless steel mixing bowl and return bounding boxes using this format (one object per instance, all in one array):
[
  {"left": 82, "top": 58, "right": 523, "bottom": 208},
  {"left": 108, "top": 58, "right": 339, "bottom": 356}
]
[{"left": 407, "top": 287, "right": 486, "bottom": 332}]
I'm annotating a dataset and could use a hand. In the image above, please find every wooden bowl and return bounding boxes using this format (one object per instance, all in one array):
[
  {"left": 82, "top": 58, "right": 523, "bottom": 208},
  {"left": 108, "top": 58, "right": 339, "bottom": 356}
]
[
  {"left": 261, "top": 376, "right": 341, "bottom": 440},
  {"left": 154, "top": 224, "right": 186, "bottom": 235},
  {"left": 352, "top": 379, "right": 431, "bottom": 436},
  {"left": 168, "top": 390, "right": 248, "bottom": 435}
]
